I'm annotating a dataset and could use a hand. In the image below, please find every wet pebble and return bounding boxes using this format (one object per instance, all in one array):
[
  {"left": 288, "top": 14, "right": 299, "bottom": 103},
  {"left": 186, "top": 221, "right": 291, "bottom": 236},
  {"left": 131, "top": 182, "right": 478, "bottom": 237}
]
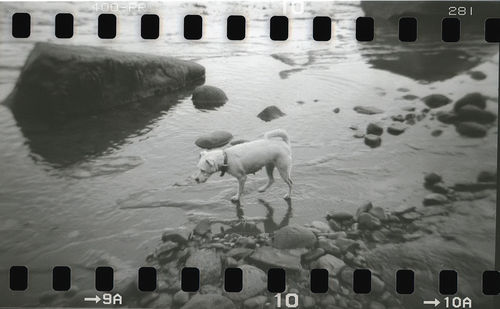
[
  {"left": 467, "top": 71, "right": 487, "bottom": 80},
  {"left": 387, "top": 123, "right": 407, "bottom": 135},
  {"left": 454, "top": 93, "right": 487, "bottom": 112},
  {"left": 353, "top": 105, "right": 384, "bottom": 115},
  {"left": 422, "top": 94, "right": 451, "bottom": 108},
  {"left": 358, "top": 212, "right": 382, "bottom": 229},
  {"left": 455, "top": 122, "right": 487, "bottom": 138},
  {"left": 273, "top": 224, "right": 317, "bottom": 249},
  {"left": 333, "top": 107, "right": 340, "bottom": 113},
  {"left": 431, "top": 129, "right": 443, "bottom": 137},
  {"left": 364, "top": 134, "right": 382, "bottom": 148},
  {"left": 456, "top": 104, "right": 496, "bottom": 123},
  {"left": 424, "top": 173, "right": 442, "bottom": 186},
  {"left": 423, "top": 193, "right": 448, "bottom": 206},
  {"left": 257, "top": 106, "right": 286, "bottom": 122},
  {"left": 195, "top": 131, "right": 233, "bottom": 149},
  {"left": 192, "top": 85, "right": 228, "bottom": 110},
  {"left": 366, "top": 123, "right": 383, "bottom": 136}
]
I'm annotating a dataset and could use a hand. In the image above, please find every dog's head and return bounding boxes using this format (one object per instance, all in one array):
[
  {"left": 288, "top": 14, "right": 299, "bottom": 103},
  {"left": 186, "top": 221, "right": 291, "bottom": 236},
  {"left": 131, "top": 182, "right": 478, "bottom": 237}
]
[{"left": 194, "top": 150, "right": 221, "bottom": 183}]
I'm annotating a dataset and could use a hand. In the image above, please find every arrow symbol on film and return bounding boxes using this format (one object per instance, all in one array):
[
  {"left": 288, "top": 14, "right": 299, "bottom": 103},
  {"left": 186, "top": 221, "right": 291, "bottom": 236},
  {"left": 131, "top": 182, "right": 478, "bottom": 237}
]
[
  {"left": 84, "top": 295, "right": 101, "bottom": 303},
  {"left": 423, "top": 298, "right": 440, "bottom": 307}
]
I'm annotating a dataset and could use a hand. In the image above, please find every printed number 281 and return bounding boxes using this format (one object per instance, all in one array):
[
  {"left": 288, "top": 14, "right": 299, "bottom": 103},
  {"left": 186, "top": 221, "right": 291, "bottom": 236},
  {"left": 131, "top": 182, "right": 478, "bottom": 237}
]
[{"left": 448, "top": 6, "right": 473, "bottom": 16}]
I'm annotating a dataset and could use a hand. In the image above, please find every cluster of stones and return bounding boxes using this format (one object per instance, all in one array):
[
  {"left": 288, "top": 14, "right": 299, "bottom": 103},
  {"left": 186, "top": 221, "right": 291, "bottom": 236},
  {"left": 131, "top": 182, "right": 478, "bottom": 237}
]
[{"left": 352, "top": 105, "right": 428, "bottom": 148}]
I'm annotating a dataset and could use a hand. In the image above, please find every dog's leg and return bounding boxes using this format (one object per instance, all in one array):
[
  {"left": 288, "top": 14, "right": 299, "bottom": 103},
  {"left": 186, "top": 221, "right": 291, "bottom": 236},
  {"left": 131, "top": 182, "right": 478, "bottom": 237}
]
[
  {"left": 258, "top": 164, "right": 275, "bottom": 192},
  {"left": 277, "top": 159, "right": 293, "bottom": 200},
  {"left": 231, "top": 175, "right": 247, "bottom": 202}
]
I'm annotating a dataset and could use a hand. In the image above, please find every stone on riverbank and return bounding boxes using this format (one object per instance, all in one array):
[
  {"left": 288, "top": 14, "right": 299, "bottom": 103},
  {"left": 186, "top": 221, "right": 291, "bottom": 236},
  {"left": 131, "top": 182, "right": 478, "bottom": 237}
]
[
  {"left": 257, "top": 106, "right": 285, "bottom": 122},
  {"left": 225, "top": 265, "right": 266, "bottom": 301},
  {"left": 192, "top": 85, "right": 228, "bottom": 109},
  {"left": 4, "top": 42, "right": 205, "bottom": 119},
  {"left": 421, "top": 94, "right": 451, "bottom": 108},
  {"left": 248, "top": 246, "right": 302, "bottom": 271},
  {"left": 195, "top": 131, "right": 233, "bottom": 149},
  {"left": 273, "top": 224, "right": 317, "bottom": 249},
  {"left": 424, "top": 173, "right": 442, "bottom": 186},
  {"left": 181, "top": 294, "right": 235, "bottom": 309},
  {"left": 423, "top": 193, "right": 448, "bottom": 206},
  {"left": 312, "top": 254, "right": 346, "bottom": 276},
  {"left": 185, "top": 249, "right": 221, "bottom": 284},
  {"left": 358, "top": 212, "right": 382, "bottom": 229}
]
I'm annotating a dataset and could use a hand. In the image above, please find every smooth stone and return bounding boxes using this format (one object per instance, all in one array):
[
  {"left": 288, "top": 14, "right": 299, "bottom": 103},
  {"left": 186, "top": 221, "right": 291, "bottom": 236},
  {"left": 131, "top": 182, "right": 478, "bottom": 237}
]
[
  {"left": 4, "top": 42, "right": 205, "bottom": 119},
  {"left": 192, "top": 85, "right": 228, "bottom": 110},
  {"left": 455, "top": 122, "right": 487, "bottom": 138},
  {"left": 436, "top": 111, "right": 459, "bottom": 124},
  {"left": 318, "top": 238, "right": 342, "bottom": 256},
  {"left": 424, "top": 173, "right": 442, "bottom": 186},
  {"left": 387, "top": 123, "right": 407, "bottom": 135},
  {"left": 353, "top": 132, "right": 365, "bottom": 138},
  {"left": 421, "top": 94, "right": 451, "bottom": 108},
  {"left": 310, "top": 221, "right": 331, "bottom": 233},
  {"left": 181, "top": 294, "right": 235, "bottom": 309},
  {"left": 248, "top": 246, "right": 302, "bottom": 271},
  {"left": 392, "top": 205, "right": 416, "bottom": 215},
  {"left": 397, "top": 87, "right": 410, "bottom": 92},
  {"left": 357, "top": 212, "right": 382, "bottom": 229},
  {"left": 402, "top": 94, "right": 418, "bottom": 101},
  {"left": 333, "top": 238, "right": 360, "bottom": 252},
  {"left": 456, "top": 104, "right": 496, "bottom": 123},
  {"left": 312, "top": 254, "right": 346, "bottom": 276},
  {"left": 477, "top": 171, "right": 496, "bottom": 183},
  {"left": 302, "top": 248, "right": 326, "bottom": 263},
  {"left": 327, "top": 211, "right": 354, "bottom": 222},
  {"left": 195, "top": 131, "right": 233, "bottom": 149},
  {"left": 353, "top": 105, "right": 384, "bottom": 115},
  {"left": 467, "top": 71, "right": 487, "bottom": 80},
  {"left": 194, "top": 219, "right": 212, "bottom": 236},
  {"left": 366, "top": 123, "right": 383, "bottom": 135},
  {"left": 364, "top": 134, "right": 382, "bottom": 148},
  {"left": 185, "top": 249, "right": 221, "bottom": 284},
  {"left": 257, "top": 105, "right": 286, "bottom": 122},
  {"left": 454, "top": 93, "right": 487, "bottom": 112},
  {"left": 422, "top": 193, "right": 448, "bottom": 206},
  {"left": 273, "top": 224, "right": 317, "bottom": 249},
  {"left": 356, "top": 202, "right": 373, "bottom": 218},
  {"left": 333, "top": 107, "right": 340, "bottom": 113},
  {"left": 328, "top": 219, "right": 342, "bottom": 231},
  {"left": 225, "top": 265, "right": 266, "bottom": 301}
]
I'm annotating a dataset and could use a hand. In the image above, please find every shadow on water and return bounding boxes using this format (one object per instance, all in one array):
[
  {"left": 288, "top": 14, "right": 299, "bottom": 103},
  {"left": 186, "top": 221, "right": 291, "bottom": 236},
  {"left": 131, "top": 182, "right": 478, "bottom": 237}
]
[
  {"left": 360, "top": 1, "right": 499, "bottom": 83},
  {"left": 11, "top": 87, "right": 197, "bottom": 168},
  {"left": 228, "top": 198, "right": 293, "bottom": 235}
]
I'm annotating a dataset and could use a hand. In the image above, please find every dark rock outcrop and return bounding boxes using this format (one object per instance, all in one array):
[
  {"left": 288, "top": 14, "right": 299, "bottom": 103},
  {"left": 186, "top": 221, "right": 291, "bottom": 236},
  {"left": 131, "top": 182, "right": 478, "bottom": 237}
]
[
  {"left": 453, "top": 93, "right": 487, "bottom": 112},
  {"left": 4, "top": 42, "right": 205, "bottom": 119},
  {"left": 421, "top": 94, "right": 451, "bottom": 109},
  {"left": 192, "top": 85, "right": 228, "bottom": 110},
  {"left": 455, "top": 122, "right": 487, "bottom": 138}
]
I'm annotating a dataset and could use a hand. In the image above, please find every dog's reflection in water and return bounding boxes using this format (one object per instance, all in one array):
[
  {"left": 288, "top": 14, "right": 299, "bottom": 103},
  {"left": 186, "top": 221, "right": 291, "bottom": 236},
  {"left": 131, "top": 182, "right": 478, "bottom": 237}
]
[{"left": 232, "top": 198, "right": 293, "bottom": 234}]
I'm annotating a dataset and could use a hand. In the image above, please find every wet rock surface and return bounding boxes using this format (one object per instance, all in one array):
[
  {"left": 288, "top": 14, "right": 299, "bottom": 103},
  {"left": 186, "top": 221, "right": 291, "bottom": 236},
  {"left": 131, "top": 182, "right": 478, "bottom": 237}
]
[
  {"left": 257, "top": 106, "right": 286, "bottom": 122},
  {"left": 192, "top": 85, "right": 228, "bottom": 110},
  {"left": 353, "top": 106, "right": 384, "bottom": 115},
  {"left": 421, "top": 94, "right": 451, "bottom": 108},
  {"left": 195, "top": 131, "right": 233, "bottom": 149}
]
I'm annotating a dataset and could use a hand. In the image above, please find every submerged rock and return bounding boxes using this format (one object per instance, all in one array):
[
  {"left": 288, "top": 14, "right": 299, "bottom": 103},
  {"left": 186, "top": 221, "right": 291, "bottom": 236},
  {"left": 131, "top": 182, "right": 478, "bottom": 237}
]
[
  {"left": 364, "top": 134, "right": 382, "bottom": 148},
  {"left": 257, "top": 106, "right": 286, "bottom": 122},
  {"left": 4, "top": 42, "right": 205, "bottom": 118},
  {"left": 192, "top": 85, "right": 228, "bottom": 110},
  {"left": 454, "top": 93, "right": 487, "bottom": 112},
  {"left": 467, "top": 71, "right": 487, "bottom": 80},
  {"left": 248, "top": 246, "right": 302, "bottom": 271},
  {"left": 195, "top": 131, "right": 233, "bottom": 149},
  {"left": 353, "top": 106, "right": 384, "bottom": 115},
  {"left": 436, "top": 111, "right": 459, "bottom": 124},
  {"left": 421, "top": 94, "right": 451, "bottom": 108},
  {"left": 455, "top": 122, "right": 487, "bottom": 138},
  {"left": 424, "top": 173, "right": 442, "bottom": 186}
]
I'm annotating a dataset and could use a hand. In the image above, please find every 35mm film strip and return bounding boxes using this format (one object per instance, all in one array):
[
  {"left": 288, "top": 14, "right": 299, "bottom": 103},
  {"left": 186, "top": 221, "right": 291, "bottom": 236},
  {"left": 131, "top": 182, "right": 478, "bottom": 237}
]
[{"left": 0, "top": 1, "right": 499, "bottom": 309}]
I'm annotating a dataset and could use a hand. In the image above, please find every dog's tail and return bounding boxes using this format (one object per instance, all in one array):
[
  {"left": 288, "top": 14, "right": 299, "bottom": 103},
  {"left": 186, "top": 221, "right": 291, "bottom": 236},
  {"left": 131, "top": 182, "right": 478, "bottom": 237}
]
[{"left": 264, "top": 129, "right": 290, "bottom": 145}]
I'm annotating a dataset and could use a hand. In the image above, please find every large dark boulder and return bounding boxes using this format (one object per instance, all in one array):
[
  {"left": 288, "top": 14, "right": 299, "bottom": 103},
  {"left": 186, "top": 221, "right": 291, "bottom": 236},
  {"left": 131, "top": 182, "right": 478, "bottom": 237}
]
[
  {"left": 195, "top": 131, "right": 233, "bottom": 149},
  {"left": 453, "top": 93, "right": 487, "bottom": 112},
  {"left": 192, "top": 85, "right": 228, "bottom": 110},
  {"left": 4, "top": 42, "right": 205, "bottom": 119}
]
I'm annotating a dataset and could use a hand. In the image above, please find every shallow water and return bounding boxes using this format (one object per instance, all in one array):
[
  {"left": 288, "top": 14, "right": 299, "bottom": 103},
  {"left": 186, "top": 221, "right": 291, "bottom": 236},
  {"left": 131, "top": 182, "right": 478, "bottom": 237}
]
[{"left": 0, "top": 1, "right": 498, "bottom": 305}]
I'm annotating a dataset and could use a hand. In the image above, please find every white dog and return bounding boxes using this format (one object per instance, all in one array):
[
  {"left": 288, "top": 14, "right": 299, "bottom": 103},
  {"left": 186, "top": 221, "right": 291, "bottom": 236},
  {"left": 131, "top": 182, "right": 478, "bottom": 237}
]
[{"left": 194, "top": 129, "right": 293, "bottom": 202}]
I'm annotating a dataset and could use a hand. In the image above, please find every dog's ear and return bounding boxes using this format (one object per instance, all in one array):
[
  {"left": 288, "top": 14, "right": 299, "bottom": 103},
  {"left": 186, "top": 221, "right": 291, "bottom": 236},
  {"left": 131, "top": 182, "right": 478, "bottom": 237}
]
[{"left": 199, "top": 150, "right": 207, "bottom": 158}]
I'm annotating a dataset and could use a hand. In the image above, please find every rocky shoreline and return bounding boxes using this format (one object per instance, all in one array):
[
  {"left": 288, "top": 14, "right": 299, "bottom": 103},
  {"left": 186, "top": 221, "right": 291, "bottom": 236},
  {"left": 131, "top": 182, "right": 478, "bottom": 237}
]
[{"left": 111, "top": 171, "right": 496, "bottom": 309}]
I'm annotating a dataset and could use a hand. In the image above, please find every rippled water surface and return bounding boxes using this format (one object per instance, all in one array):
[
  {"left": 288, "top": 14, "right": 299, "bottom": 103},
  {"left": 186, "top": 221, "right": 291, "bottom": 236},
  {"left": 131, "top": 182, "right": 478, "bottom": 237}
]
[{"left": 0, "top": 1, "right": 498, "bottom": 304}]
